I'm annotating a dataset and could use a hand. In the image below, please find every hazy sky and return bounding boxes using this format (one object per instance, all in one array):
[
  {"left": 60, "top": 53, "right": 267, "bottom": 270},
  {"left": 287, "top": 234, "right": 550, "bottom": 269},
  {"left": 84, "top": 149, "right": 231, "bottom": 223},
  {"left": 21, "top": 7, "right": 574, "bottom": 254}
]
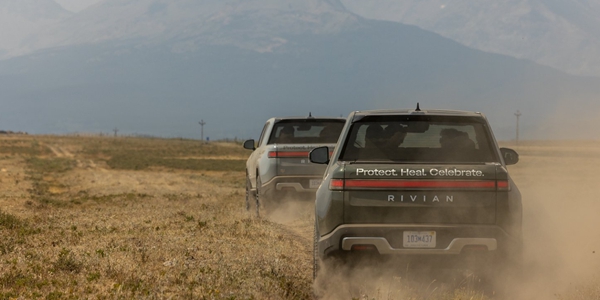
[
  {"left": 1, "top": 0, "right": 598, "bottom": 140},
  {"left": 53, "top": 0, "right": 102, "bottom": 12}
]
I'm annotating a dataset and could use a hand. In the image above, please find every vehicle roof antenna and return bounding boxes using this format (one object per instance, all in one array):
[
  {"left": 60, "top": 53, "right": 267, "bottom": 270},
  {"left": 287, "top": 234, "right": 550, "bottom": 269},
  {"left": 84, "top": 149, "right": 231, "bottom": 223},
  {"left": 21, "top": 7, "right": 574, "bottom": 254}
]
[
  {"left": 415, "top": 103, "right": 421, "bottom": 111},
  {"left": 308, "top": 112, "right": 313, "bottom": 118}
]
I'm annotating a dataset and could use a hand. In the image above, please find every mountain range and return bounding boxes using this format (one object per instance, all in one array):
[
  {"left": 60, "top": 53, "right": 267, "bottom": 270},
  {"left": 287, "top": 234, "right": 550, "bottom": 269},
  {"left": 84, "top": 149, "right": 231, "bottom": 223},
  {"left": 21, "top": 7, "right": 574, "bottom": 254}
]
[
  {"left": 1, "top": 0, "right": 599, "bottom": 140},
  {"left": 341, "top": 0, "right": 600, "bottom": 77},
  {"left": 0, "top": 0, "right": 71, "bottom": 58}
]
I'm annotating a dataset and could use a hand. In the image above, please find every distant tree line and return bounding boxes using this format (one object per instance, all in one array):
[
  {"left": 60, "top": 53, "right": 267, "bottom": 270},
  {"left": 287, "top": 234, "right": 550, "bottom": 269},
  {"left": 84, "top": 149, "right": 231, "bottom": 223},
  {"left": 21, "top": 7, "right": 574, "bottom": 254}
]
[
  {"left": 0, "top": 130, "right": 28, "bottom": 135},
  {"left": 62, "top": 132, "right": 248, "bottom": 143}
]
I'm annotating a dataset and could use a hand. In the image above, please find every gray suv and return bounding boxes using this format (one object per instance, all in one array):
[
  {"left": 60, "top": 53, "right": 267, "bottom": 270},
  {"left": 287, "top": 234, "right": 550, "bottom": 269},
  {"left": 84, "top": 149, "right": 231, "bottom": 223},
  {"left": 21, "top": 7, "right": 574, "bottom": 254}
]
[
  {"left": 310, "top": 108, "right": 522, "bottom": 278},
  {"left": 243, "top": 115, "right": 345, "bottom": 215}
]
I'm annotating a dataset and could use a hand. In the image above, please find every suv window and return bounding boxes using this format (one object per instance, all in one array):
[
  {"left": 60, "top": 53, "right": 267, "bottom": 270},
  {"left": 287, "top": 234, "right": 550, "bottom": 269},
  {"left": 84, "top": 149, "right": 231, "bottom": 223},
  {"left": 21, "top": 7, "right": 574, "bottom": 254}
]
[
  {"left": 257, "top": 122, "right": 270, "bottom": 147},
  {"left": 339, "top": 116, "right": 497, "bottom": 163},
  {"left": 267, "top": 120, "right": 344, "bottom": 144}
]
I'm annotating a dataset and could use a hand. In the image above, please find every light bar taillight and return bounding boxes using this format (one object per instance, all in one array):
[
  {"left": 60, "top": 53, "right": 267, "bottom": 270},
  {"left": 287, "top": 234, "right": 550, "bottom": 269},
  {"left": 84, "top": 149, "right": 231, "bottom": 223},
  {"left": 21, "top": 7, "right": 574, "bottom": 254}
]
[
  {"left": 330, "top": 179, "right": 344, "bottom": 190},
  {"left": 268, "top": 151, "right": 309, "bottom": 158},
  {"left": 268, "top": 150, "right": 334, "bottom": 158},
  {"left": 329, "top": 179, "right": 510, "bottom": 191},
  {"left": 497, "top": 180, "right": 510, "bottom": 191}
]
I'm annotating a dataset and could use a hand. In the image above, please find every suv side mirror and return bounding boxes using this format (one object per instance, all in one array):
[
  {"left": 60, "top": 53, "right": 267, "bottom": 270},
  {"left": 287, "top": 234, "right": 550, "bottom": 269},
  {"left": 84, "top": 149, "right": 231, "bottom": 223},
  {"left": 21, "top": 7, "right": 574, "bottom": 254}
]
[
  {"left": 310, "top": 146, "right": 330, "bottom": 164},
  {"left": 500, "top": 147, "right": 519, "bottom": 165},
  {"left": 243, "top": 139, "right": 255, "bottom": 150}
]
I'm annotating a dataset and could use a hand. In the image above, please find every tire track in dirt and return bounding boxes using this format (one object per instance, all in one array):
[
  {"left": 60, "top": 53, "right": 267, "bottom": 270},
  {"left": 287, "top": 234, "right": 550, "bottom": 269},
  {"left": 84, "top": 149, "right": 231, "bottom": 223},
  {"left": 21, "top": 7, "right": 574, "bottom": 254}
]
[
  {"left": 45, "top": 144, "right": 74, "bottom": 158},
  {"left": 58, "top": 147, "right": 74, "bottom": 158},
  {"left": 45, "top": 145, "right": 64, "bottom": 157},
  {"left": 44, "top": 143, "right": 107, "bottom": 173}
]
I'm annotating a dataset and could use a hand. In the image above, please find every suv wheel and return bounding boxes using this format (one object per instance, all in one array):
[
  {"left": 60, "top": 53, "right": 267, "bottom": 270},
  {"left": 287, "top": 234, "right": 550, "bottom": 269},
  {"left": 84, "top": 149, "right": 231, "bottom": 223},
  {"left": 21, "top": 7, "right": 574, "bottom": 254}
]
[
  {"left": 255, "top": 176, "right": 262, "bottom": 217},
  {"left": 313, "top": 221, "right": 320, "bottom": 280},
  {"left": 245, "top": 175, "right": 255, "bottom": 211},
  {"left": 255, "top": 176, "right": 274, "bottom": 217}
]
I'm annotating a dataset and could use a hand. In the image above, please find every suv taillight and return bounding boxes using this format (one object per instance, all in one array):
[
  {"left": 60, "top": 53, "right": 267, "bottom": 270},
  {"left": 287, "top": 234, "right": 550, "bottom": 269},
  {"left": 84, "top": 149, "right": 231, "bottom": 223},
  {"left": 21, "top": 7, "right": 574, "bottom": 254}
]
[
  {"left": 497, "top": 180, "right": 510, "bottom": 191},
  {"left": 268, "top": 151, "right": 309, "bottom": 158},
  {"left": 329, "top": 179, "right": 509, "bottom": 191},
  {"left": 329, "top": 179, "right": 344, "bottom": 190}
]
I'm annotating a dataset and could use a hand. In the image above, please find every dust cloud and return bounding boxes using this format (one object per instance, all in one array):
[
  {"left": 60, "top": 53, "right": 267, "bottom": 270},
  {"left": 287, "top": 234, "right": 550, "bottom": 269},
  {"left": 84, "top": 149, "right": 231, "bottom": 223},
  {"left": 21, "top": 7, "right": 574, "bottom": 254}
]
[
  {"left": 261, "top": 141, "right": 600, "bottom": 299},
  {"left": 508, "top": 103, "right": 600, "bottom": 298},
  {"left": 266, "top": 196, "right": 315, "bottom": 226},
  {"left": 510, "top": 140, "right": 600, "bottom": 299},
  {"left": 259, "top": 194, "right": 316, "bottom": 249}
]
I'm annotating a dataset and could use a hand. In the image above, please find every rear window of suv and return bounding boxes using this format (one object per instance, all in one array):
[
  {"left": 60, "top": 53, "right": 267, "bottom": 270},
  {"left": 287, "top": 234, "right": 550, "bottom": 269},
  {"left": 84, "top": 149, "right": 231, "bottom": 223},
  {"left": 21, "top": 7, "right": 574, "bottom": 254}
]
[
  {"left": 339, "top": 115, "right": 498, "bottom": 163},
  {"left": 268, "top": 120, "right": 345, "bottom": 144}
]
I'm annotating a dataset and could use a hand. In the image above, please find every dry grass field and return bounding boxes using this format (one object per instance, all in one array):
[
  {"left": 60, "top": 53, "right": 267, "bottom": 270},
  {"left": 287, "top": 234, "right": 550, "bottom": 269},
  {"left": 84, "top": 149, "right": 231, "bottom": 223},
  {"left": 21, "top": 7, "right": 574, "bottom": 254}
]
[{"left": 0, "top": 135, "right": 599, "bottom": 299}]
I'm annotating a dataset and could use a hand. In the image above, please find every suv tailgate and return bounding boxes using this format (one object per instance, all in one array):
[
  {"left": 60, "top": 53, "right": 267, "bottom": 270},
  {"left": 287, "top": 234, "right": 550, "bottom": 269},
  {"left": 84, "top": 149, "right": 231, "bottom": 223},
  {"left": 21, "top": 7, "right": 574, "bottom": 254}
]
[{"left": 341, "top": 164, "right": 502, "bottom": 225}]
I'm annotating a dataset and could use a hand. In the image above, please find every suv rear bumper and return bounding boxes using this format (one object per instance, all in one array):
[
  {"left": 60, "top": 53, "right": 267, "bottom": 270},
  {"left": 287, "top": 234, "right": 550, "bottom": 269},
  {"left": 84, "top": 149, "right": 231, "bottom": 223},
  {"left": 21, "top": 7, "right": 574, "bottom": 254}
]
[
  {"left": 261, "top": 175, "right": 323, "bottom": 200},
  {"left": 341, "top": 237, "right": 497, "bottom": 254},
  {"left": 318, "top": 224, "right": 520, "bottom": 258}
]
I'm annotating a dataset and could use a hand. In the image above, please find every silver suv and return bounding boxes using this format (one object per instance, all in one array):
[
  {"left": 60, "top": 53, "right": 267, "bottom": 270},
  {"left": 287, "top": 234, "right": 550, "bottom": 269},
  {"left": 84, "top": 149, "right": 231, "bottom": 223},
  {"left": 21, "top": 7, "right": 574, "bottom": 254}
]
[
  {"left": 243, "top": 115, "right": 345, "bottom": 216},
  {"left": 309, "top": 108, "right": 522, "bottom": 278}
]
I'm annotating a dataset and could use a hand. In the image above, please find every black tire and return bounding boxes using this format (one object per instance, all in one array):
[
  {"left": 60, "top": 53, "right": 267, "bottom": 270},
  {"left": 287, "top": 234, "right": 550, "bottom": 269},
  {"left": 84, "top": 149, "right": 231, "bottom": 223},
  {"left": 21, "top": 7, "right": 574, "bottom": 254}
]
[
  {"left": 245, "top": 174, "right": 255, "bottom": 211},
  {"left": 255, "top": 176, "right": 262, "bottom": 217},
  {"left": 255, "top": 175, "right": 276, "bottom": 217},
  {"left": 313, "top": 221, "right": 320, "bottom": 281}
]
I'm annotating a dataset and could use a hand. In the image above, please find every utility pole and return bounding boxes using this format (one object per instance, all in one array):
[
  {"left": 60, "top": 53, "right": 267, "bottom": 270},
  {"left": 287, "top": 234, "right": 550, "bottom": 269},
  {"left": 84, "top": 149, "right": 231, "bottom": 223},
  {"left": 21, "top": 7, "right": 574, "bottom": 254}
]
[
  {"left": 198, "top": 120, "right": 206, "bottom": 142},
  {"left": 113, "top": 128, "right": 118, "bottom": 137},
  {"left": 514, "top": 110, "right": 521, "bottom": 145}
]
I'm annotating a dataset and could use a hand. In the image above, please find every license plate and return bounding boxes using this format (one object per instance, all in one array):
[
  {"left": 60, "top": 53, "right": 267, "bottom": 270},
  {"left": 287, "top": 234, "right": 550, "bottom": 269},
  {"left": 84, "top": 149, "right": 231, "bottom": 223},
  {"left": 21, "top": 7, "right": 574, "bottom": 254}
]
[
  {"left": 309, "top": 179, "right": 322, "bottom": 189},
  {"left": 403, "top": 231, "right": 436, "bottom": 248}
]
